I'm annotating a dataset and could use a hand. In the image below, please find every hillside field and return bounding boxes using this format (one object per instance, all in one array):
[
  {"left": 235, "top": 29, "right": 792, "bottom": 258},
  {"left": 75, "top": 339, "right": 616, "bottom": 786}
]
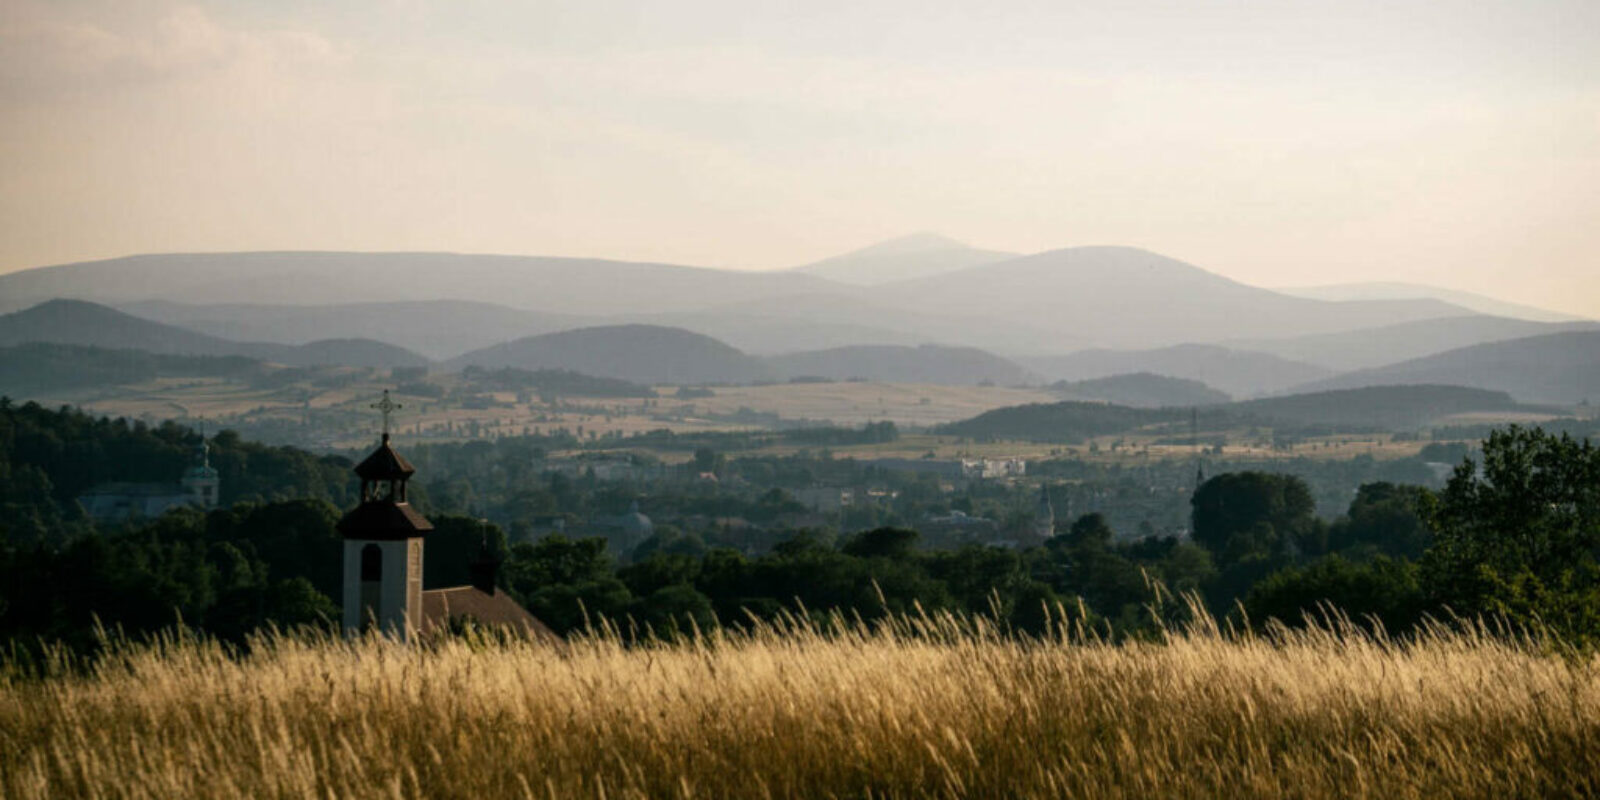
[
  {"left": 23, "top": 376, "right": 1059, "bottom": 447},
  {"left": 2, "top": 612, "right": 1594, "bottom": 799}
]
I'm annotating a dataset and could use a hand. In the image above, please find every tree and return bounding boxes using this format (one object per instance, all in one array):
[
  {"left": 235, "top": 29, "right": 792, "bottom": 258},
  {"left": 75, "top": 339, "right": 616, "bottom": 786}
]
[
  {"left": 1421, "top": 426, "right": 1600, "bottom": 642},
  {"left": 1064, "top": 513, "right": 1113, "bottom": 550},
  {"left": 841, "top": 527, "right": 919, "bottom": 559},
  {"left": 1191, "top": 472, "right": 1321, "bottom": 564},
  {"left": 1245, "top": 555, "right": 1423, "bottom": 633},
  {"left": 1328, "top": 482, "right": 1431, "bottom": 559}
]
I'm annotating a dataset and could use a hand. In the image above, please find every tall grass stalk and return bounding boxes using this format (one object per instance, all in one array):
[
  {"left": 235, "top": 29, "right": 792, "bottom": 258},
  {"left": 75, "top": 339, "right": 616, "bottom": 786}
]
[{"left": 1, "top": 604, "right": 1595, "bottom": 798}]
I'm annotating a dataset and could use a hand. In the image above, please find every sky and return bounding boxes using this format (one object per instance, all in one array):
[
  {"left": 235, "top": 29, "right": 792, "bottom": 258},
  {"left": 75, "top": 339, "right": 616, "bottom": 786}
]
[{"left": 1, "top": 0, "right": 1596, "bottom": 315}]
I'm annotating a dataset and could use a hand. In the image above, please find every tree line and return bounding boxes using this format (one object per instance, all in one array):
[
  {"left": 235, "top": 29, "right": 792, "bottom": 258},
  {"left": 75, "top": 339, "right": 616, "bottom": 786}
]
[{"left": 1, "top": 398, "right": 1596, "bottom": 654}]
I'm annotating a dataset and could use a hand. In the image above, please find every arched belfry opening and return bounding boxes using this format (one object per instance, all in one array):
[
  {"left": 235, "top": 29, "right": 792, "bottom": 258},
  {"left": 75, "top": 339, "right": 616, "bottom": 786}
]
[
  {"left": 359, "top": 543, "right": 383, "bottom": 631},
  {"left": 361, "top": 543, "right": 383, "bottom": 581}
]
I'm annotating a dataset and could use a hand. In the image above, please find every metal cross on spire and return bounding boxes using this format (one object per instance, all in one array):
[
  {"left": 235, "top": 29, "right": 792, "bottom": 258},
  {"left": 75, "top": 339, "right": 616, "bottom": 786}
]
[{"left": 372, "top": 390, "right": 402, "bottom": 440}]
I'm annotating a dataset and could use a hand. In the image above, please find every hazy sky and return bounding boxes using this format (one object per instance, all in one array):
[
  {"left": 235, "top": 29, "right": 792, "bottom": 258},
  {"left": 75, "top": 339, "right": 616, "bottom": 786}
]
[{"left": 2, "top": 0, "right": 1596, "bottom": 314}]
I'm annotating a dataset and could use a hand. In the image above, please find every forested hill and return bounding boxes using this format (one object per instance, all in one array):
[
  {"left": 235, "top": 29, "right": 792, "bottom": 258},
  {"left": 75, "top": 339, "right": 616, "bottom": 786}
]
[
  {"left": 1232, "top": 386, "right": 1545, "bottom": 430},
  {"left": 450, "top": 324, "right": 771, "bottom": 385},
  {"left": 0, "top": 400, "right": 354, "bottom": 540},
  {"left": 939, "top": 401, "right": 1198, "bottom": 443},
  {"left": 1051, "top": 372, "right": 1231, "bottom": 407},
  {"left": 941, "top": 384, "right": 1564, "bottom": 442}
]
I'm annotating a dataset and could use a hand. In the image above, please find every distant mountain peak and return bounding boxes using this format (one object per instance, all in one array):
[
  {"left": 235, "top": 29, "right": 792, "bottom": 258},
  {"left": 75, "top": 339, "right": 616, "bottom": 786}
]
[
  {"left": 835, "top": 232, "right": 975, "bottom": 256},
  {"left": 795, "top": 233, "right": 1016, "bottom": 286}
]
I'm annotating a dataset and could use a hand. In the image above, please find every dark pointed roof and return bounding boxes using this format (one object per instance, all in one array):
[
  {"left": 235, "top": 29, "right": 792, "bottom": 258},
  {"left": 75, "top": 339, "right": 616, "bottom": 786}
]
[
  {"left": 355, "top": 434, "right": 416, "bottom": 481},
  {"left": 339, "top": 433, "right": 431, "bottom": 539}
]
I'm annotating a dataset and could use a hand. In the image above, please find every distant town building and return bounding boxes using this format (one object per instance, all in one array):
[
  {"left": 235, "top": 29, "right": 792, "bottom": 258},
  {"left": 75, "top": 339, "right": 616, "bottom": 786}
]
[
  {"left": 78, "top": 436, "right": 220, "bottom": 522},
  {"left": 961, "top": 457, "right": 1026, "bottom": 480}
]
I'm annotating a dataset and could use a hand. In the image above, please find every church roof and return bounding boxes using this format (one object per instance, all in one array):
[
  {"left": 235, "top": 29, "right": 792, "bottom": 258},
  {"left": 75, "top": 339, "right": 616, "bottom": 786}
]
[
  {"left": 355, "top": 435, "right": 416, "bottom": 481},
  {"left": 81, "top": 481, "right": 188, "bottom": 497},
  {"left": 337, "top": 500, "right": 434, "bottom": 539},
  {"left": 421, "top": 586, "right": 560, "bottom": 641}
]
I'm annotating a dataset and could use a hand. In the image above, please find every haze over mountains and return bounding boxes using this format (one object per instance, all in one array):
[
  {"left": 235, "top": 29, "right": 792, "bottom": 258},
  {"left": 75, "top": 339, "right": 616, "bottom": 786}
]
[
  {"left": 1277, "top": 282, "right": 1587, "bottom": 324},
  {"left": 1, "top": 240, "right": 1552, "bottom": 354},
  {"left": 0, "top": 299, "right": 428, "bottom": 368},
  {"left": 0, "top": 235, "right": 1590, "bottom": 402}
]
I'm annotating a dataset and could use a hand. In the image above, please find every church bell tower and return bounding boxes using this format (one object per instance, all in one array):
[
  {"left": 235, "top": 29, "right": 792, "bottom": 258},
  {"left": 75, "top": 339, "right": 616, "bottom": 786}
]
[
  {"left": 338, "top": 391, "right": 433, "bottom": 639},
  {"left": 181, "top": 431, "right": 220, "bottom": 510}
]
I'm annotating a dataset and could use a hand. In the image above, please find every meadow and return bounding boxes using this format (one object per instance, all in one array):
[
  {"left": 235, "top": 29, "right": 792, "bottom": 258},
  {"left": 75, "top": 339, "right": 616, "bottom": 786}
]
[{"left": 2, "top": 608, "right": 1595, "bottom": 799}]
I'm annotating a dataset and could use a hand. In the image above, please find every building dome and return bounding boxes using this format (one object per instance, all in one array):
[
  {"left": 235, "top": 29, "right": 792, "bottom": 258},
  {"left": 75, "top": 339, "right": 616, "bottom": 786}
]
[{"left": 618, "top": 501, "right": 653, "bottom": 537}]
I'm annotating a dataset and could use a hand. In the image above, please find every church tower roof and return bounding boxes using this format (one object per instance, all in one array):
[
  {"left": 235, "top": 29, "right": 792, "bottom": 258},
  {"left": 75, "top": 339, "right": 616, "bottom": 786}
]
[
  {"left": 354, "top": 434, "right": 416, "bottom": 481},
  {"left": 337, "top": 391, "right": 431, "bottom": 540}
]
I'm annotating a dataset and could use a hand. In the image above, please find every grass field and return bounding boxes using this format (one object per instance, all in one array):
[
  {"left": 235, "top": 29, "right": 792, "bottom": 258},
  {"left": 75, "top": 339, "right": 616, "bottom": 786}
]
[{"left": 3, "top": 609, "right": 1594, "bottom": 799}]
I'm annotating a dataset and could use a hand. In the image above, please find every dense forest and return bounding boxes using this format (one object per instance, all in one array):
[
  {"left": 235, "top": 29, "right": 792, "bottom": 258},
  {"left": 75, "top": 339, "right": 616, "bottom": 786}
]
[{"left": 1, "top": 399, "right": 1596, "bottom": 657}]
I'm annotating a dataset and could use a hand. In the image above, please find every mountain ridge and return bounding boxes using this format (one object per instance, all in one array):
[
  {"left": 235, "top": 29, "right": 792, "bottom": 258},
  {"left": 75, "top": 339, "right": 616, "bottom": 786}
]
[
  {"left": 1276, "top": 281, "right": 1586, "bottom": 323},
  {"left": 0, "top": 245, "right": 1489, "bottom": 353},
  {"left": 1286, "top": 330, "right": 1600, "bottom": 405}
]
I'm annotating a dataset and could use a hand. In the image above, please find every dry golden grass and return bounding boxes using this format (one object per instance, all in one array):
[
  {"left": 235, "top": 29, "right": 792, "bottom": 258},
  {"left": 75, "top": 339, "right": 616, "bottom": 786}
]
[{"left": 2, "top": 609, "right": 1596, "bottom": 799}]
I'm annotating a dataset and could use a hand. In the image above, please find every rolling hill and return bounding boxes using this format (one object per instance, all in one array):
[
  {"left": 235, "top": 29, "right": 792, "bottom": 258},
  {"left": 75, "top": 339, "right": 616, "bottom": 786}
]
[
  {"left": 0, "top": 300, "right": 429, "bottom": 369},
  {"left": 118, "top": 299, "right": 587, "bottom": 361},
  {"left": 448, "top": 325, "right": 769, "bottom": 385},
  {"left": 940, "top": 384, "right": 1555, "bottom": 443},
  {"left": 939, "top": 400, "right": 1187, "bottom": 443},
  {"left": 1231, "top": 315, "right": 1600, "bottom": 372},
  {"left": 1023, "top": 344, "right": 1331, "bottom": 398},
  {"left": 0, "top": 299, "right": 246, "bottom": 356},
  {"left": 764, "top": 344, "right": 1033, "bottom": 385},
  {"left": 1230, "top": 385, "right": 1546, "bottom": 431},
  {"left": 869, "top": 246, "right": 1473, "bottom": 350},
  {"left": 1051, "top": 373, "right": 1231, "bottom": 408},
  {"left": 1288, "top": 331, "right": 1600, "bottom": 405}
]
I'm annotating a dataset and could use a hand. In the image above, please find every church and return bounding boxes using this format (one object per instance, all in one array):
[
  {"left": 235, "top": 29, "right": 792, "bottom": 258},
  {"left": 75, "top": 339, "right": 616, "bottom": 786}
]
[
  {"left": 78, "top": 436, "right": 220, "bottom": 522},
  {"left": 337, "top": 391, "right": 555, "bottom": 642}
]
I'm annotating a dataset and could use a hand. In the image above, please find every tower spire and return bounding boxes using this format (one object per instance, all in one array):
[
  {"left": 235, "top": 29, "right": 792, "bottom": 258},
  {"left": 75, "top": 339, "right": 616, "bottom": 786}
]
[{"left": 372, "top": 389, "right": 402, "bottom": 443}]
